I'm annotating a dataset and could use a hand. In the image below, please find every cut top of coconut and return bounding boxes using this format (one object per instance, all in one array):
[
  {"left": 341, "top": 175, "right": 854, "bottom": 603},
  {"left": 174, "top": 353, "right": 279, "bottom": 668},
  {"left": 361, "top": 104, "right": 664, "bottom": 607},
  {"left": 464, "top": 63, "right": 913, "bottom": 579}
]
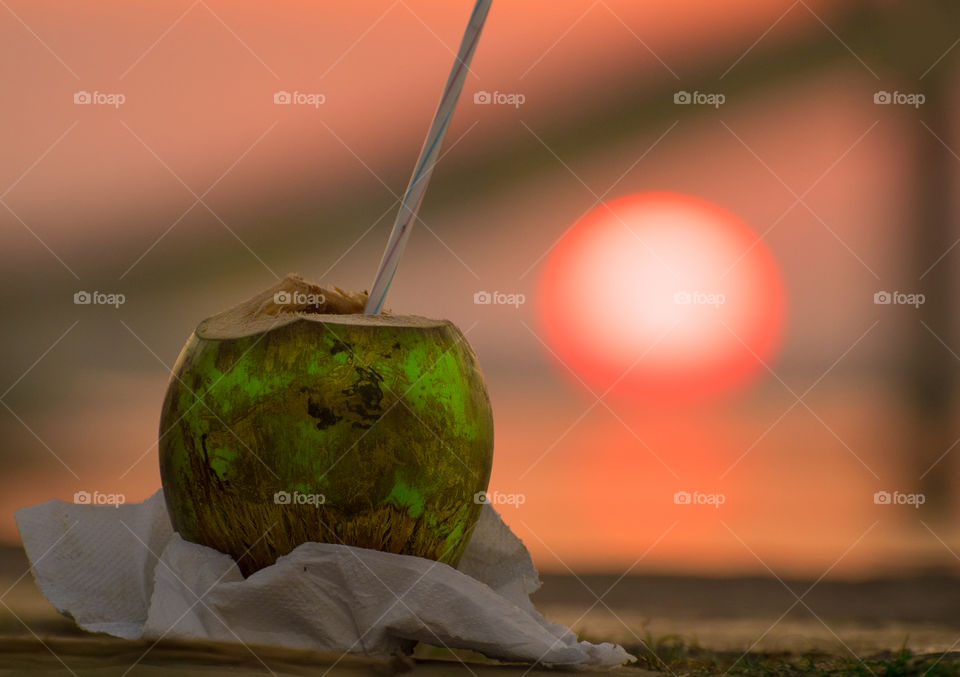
[{"left": 197, "top": 274, "right": 446, "bottom": 339}]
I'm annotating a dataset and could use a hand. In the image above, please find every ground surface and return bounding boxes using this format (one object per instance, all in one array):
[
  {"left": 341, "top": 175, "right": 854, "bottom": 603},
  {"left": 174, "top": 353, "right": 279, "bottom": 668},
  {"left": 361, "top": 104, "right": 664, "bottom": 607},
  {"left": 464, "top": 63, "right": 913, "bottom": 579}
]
[{"left": 2, "top": 545, "right": 959, "bottom": 675}]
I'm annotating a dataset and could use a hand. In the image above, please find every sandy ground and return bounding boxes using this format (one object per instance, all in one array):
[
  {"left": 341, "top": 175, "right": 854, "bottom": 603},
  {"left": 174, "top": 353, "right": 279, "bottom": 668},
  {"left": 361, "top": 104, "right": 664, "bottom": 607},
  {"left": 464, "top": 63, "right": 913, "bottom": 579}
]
[
  {"left": 0, "top": 636, "right": 658, "bottom": 677},
  {"left": 531, "top": 573, "right": 960, "bottom": 654},
  {"left": 2, "top": 544, "right": 959, "bottom": 674}
]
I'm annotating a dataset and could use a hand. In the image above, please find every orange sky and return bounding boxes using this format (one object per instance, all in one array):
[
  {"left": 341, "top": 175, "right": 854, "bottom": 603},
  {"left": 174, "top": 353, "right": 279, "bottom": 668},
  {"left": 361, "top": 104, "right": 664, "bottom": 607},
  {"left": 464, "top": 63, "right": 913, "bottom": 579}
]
[{"left": 2, "top": 0, "right": 835, "bottom": 251}]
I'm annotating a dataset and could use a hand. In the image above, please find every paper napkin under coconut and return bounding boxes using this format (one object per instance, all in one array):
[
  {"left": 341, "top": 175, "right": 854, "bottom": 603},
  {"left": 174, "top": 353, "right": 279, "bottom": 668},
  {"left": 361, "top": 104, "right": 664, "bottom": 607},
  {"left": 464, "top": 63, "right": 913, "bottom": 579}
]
[{"left": 15, "top": 492, "right": 633, "bottom": 668}]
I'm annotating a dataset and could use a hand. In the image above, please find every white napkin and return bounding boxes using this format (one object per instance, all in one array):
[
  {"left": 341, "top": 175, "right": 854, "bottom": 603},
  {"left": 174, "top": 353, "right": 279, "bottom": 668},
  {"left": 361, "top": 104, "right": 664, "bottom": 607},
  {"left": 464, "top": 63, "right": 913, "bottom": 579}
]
[{"left": 16, "top": 491, "right": 633, "bottom": 668}]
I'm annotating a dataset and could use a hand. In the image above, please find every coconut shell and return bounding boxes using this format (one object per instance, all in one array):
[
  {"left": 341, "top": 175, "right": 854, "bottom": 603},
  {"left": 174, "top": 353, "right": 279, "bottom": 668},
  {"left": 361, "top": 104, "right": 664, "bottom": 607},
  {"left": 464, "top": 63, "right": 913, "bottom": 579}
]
[{"left": 159, "top": 275, "right": 494, "bottom": 576}]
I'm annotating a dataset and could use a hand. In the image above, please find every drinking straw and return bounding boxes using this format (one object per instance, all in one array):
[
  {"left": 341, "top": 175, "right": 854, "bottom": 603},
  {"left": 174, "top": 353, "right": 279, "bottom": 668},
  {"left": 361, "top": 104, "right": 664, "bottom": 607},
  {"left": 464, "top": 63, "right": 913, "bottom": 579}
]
[{"left": 364, "top": 0, "right": 493, "bottom": 314}]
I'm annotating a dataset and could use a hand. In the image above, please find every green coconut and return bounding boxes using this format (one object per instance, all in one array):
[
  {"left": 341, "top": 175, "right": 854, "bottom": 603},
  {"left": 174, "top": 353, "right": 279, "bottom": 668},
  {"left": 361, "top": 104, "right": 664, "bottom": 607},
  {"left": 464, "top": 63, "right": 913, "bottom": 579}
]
[{"left": 158, "top": 274, "right": 494, "bottom": 576}]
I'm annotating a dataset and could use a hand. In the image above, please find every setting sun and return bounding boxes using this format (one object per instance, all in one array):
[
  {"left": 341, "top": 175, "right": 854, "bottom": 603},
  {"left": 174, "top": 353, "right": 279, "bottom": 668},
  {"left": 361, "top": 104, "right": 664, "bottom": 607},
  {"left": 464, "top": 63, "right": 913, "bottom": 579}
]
[{"left": 538, "top": 192, "right": 785, "bottom": 401}]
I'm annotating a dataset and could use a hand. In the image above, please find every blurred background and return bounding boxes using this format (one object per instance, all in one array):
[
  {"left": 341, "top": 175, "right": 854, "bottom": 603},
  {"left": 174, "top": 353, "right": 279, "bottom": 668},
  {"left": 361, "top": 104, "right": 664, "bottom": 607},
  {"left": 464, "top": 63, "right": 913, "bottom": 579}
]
[{"left": 3, "top": 0, "right": 960, "bottom": 600}]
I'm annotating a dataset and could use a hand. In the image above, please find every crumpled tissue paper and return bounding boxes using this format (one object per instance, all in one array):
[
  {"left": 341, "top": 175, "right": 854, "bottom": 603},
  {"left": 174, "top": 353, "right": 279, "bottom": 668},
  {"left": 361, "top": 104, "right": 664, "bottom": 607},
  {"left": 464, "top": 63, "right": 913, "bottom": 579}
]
[{"left": 16, "top": 491, "right": 634, "bottom": 668}]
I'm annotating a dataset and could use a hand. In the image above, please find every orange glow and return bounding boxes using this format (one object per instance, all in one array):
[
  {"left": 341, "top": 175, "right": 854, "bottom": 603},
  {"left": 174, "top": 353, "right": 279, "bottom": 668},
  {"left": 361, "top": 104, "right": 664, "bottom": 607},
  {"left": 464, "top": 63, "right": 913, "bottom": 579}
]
[{"left": 538, "top": 192, "right": 785, "bottom": 401}]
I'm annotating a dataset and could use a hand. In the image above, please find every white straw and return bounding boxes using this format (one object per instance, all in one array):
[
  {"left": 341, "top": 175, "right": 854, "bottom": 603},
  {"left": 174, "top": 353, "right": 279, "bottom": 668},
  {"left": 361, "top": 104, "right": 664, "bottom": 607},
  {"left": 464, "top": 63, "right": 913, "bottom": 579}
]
[{"left": 364, "top": 0, "right": 493, "bottom": 314}]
